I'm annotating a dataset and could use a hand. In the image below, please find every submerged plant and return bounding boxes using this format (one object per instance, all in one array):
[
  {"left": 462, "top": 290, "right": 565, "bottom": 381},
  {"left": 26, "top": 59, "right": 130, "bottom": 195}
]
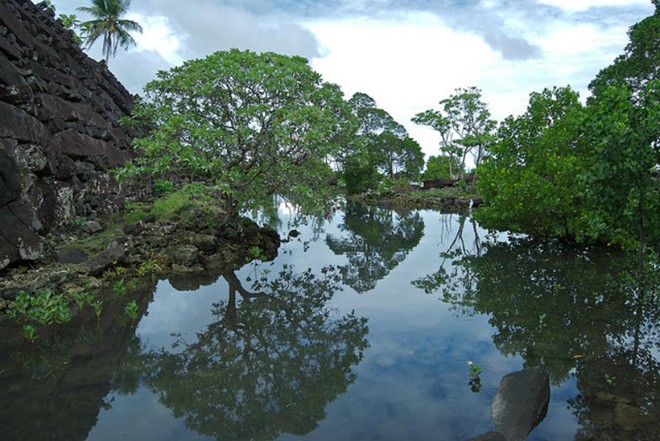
[
  {"left": 69, "top": 291, "right": 94, "bottom": 311},
  {"left": 22, "top": 324, "right": 38, "bottom": 342},
  {"left": 92, "top": 300, "right": 103, "bottom": 322},
  {"left": 136, "top": 258, "right": 160, "bottom": 278},
  {"left": 113, "top": 279, "right": 127, "bottom": 297},
  {"left": 124, "top": 300, "right": 139, "bottom": 322}
]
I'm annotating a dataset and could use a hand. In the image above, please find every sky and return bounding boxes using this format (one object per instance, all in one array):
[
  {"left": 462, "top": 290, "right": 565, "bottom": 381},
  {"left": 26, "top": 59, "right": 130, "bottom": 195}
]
[{"left": 50, "top": 0, "right": 655, "bottom": 159}]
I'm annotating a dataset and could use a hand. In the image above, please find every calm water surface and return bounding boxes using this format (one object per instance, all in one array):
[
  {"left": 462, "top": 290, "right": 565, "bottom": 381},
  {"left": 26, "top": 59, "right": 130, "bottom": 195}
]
[{"left": 1, "top": 203, "right": 657, "bottom": 441}]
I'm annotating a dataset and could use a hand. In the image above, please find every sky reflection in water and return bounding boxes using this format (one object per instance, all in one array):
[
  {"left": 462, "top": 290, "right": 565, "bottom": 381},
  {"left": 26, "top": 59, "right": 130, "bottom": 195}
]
[{"left": 84, "top": 205, "right": 656, "bottom": 441}]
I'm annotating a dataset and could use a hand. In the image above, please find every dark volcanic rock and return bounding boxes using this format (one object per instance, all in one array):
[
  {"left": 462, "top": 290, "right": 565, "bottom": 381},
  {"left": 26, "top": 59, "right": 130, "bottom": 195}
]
[
  {"left": 57, "top": 248, "right": 89, "bottom": 265},
  {"left": 491, "top": 368, "right": 550, "bottom": 441},
  {"left": 0, "top": 0, "right": 138, "bottom": 269},
  {"left": 0, "top": 149, "right": 21, "bottom": 205},
  {"left": 81, "top": 244, "right": 126, "bottom": 277},
  {"left": 169, "top": 245, "right": 200, "bottom": 267},
  {"left": 0, "top": 199, "right": 43, "bottom": 270}
]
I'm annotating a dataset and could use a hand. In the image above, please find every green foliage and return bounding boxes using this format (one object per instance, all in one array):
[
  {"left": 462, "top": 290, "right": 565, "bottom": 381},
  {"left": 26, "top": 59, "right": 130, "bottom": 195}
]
[
  {"left": 113, "top": 279, "right": 127, "bottom": 297},
  {"left": 136, "top": 258, "right": 161, "bottom": 277},
  {"left": 43, "top": 0, "right": 84, "bottom": 44},
  {"left": 477, "top": 5, "right": 659, "bottom": 250},
  {"left": 476, "top": 86, "right": 586, "bottom": 238},
  {"left": 153, "top": 179, "right": 174, "bottom": 195},
  {"left": 589, "top": 4, "right": 659, "bottom": 94},
  {"left": 7, "top": 290, "right": 72, "bottom": 336},
  {"left": 77, "top": 0, "right": 143, "bottom": 62},
  {"left": 22, "top": 324, "right": 38, "bottom": 342},
  {"left": 91, "top": 300, "right": 103, "bottom": 321},
  {"left": 69, "top": 291, "right": 94, "bottom": 311},
  {"left": 468, "top": 363, "right": 483, "bottom": 379},
  {"left": 343, "top": 155, "right": 381, "bottom": 195},
  {"left": 124, "top": 300, "right": 138, "bottom": 322},
  {"left": 126, "top": 49, "right": 353, "bottom": 221},
  {"left": 578, "top": 81, "right": 660, "bottom": 248},
  {"left": 423, "top": 155, "right": 463, "bottom": 180},
  {"left": 121, "top": 201, "right": 150, "bottom": 223},
  {"left": 152, "top": 189, "right": 193, "bottom": 220},
  {"left": 413, "top": 87, "right": 496, "bottom": 178},
  {"left": 343, "top": 92, "right": 424, "bottom": 184}
]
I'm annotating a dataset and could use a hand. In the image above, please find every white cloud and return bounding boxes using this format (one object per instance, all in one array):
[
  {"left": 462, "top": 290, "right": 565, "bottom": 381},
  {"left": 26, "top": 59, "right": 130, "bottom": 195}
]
[
  {"left": 306, "top": 12, "right": 497, "bottom": 158},
  {"left": 49, "top": 0, "right": 654, "bottom": 159},
  {"left": 128, "top": 14, "right": 184, "bottom": 66},
  {"left": 304, "top": 8, "right": 641, "bottom": 159},
  {"left": 538, "top": 0, "right": 651, "bottom": 12}
]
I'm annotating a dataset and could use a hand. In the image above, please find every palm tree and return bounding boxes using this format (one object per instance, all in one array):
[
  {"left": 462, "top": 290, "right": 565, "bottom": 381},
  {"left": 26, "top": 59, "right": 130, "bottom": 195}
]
[{"left": 77, "top": 0, "right": 143, "bottom": 63}]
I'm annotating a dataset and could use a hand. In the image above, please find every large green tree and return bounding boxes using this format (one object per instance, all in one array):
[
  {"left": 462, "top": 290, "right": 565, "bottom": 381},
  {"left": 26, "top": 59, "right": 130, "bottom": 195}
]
[
  {"left": 476, "top": 86, "right": 586, "bottom": 238},
  {"left": 412, "top": 87, "right": 496, "bottom": 178},
  {"left": 77, "top": 0, "right": 143, "bottom": 62},
  {"left": 579, "top": 81, "right": 660, "bottom": 260},
  {"left": 126, "top": 49, "right": 356, "bottom": 222},
  {"left": 585, "top": 2, "right": 659, "bottom": 255},
  {"left": 589, "top": 1, "right": 659, "bottom": 95},
  {"left": 477, "top": 4, "right": 659, "bottom": 250}
]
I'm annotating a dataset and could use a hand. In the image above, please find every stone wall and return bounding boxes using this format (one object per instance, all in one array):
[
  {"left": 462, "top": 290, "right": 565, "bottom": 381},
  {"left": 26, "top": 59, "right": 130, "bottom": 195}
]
[{"left": 0, "top": 0, "right": 138, "bottom": 270}]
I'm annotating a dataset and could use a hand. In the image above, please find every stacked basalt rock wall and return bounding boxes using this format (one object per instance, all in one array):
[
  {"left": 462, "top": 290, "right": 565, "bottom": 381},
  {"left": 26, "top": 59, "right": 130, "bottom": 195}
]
[{"left": 0, "top": 0, "right": 139, "bottom": 270}]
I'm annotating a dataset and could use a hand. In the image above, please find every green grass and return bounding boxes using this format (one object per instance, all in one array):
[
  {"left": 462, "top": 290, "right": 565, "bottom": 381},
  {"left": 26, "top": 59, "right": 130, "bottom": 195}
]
[
  {"left": 121, "top": 201, "right": 151, "bottom": 223},
  {"left": 63, "top": 222, "right": 125, "bottom": 255},
  {"left": 153, "top": 190, "right": 194, "bottom": 220}
]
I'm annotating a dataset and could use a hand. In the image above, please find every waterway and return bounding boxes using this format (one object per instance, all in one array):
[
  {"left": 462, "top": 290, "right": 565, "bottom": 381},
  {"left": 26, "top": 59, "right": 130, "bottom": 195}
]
[{"left": 0, "top": 203, "right": 657, "bottom": 441}]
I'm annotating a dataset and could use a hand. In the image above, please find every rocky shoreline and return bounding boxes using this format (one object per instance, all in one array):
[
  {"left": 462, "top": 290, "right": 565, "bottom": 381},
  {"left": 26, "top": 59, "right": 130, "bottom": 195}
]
[
  {"left": 351, "top": 191, "right": 484, "bottom": 212},
  {"left": 0, "top": 211, "right": 281, "bottom": 316}
]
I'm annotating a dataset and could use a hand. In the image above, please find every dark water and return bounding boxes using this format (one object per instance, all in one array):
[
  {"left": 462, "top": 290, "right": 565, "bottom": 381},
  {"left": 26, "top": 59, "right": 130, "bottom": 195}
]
[{"left": 0, "top": 203, "right": 657, "bottom": 441}]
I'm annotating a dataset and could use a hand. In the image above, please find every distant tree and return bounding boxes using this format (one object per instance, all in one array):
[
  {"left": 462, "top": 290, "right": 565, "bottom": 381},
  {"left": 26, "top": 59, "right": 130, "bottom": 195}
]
[
  {"left": 124, "top": 49, "right": 355, "bottom": 222},
  {"left": 413, "top": 87, "right": 496, "bottom": 178},
  {"left": 423, "top": 155, "right": 463, "bottom": 181},
  {"left": 343, "top": 155, "right": 380, "bottom": 195},
  {"left": 77, "top": 0, "right": 143, "bottom": 62},
  {"left": 342, "top": 92, "right": 423, "bottom": 192},
  {"left": 373, "top": 132, "right": 424, "bottom": 179}
]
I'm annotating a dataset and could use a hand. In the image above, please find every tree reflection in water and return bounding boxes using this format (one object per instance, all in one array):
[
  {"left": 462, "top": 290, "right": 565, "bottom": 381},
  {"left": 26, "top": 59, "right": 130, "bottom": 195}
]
[
  {"left": 326, "top": 201, "right": 424, "bottom": 293},
  {"left": 413, "top": 220, "right": 659, "bottom": 440},
  {"left": 137, "top": 264, "right": 369, "bottom": 441}
]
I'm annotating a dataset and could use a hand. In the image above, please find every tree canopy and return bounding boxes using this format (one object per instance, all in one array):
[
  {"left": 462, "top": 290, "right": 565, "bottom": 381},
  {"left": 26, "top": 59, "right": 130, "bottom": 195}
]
[
  {"left": 476, "top": 86, "right": 586, "bottom": 238},
  {"left": 589, "top": 2, "right": 659, "bottom": 94},
  {"left": 342, "top": 92, "right": 424, "bottom": 194},
  {"left": 477, "top": 5, "right": 659, "bottom": 251},
  {"left": 125, "top": 49, "right": 355, "bottom": 221},
  {"left": 77, "top": 0, "right": 143, "bottom": 62},
  {"left": 412, "top": 87, "right": 496, "bottom": 178}
]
